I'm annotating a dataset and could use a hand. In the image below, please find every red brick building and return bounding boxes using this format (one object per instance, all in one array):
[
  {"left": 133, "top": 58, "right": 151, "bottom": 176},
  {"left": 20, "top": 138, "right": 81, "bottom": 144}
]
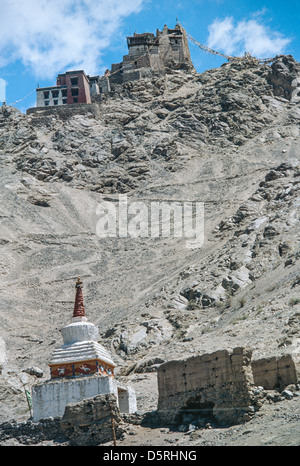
[{"left": 36, "top": 70, "right": 92, "bottom": 107}]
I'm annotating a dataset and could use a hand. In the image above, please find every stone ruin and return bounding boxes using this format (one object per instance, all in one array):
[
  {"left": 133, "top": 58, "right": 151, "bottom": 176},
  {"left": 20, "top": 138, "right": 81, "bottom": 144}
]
[
  {"left": 157, "top": 347, "right": 300, "bottom": 427},
  {"left": 1, "top": 346, "right": 300, "bottom": 444},
  {"left": 252, "top": 354, "right": 300, "bottom": 391},
  {"left": 60, "top": 393, "right": 124, "bottom": 446},
  {"left": 0, "top": 393, "right": 124, "bottom": 446}
]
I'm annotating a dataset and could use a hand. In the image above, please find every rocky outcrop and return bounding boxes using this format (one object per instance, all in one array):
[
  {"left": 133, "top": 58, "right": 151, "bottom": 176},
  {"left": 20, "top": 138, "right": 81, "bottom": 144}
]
[
  {"left": 160, "top": 156, "right": 300, "bottom": 363},
  {"left": 1, "top": 55, "right": 299, "bottom": 196},
  {"left": 268, "top": 55, "right": 300, "bottom": 102}
]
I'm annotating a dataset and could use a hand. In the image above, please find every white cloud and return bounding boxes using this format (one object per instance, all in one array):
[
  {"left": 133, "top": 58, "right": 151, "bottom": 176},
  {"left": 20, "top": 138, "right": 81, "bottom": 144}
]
[
  {"left": 207, "top": 16, "right": 291, "bottom": 58},
  {"left": 0, "top": 0, "right": 144, "bottom": 78}
]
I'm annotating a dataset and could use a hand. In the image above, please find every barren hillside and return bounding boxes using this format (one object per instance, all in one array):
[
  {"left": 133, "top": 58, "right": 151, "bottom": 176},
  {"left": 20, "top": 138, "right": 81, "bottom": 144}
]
[{"left": 0, "top": 55, "right": 299, "bottom": 445}]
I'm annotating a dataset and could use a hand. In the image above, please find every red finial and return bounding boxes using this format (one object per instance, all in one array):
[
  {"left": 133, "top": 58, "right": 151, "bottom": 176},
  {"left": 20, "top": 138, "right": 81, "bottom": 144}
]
[{"left": 73, "top": 276, "right": 86, "bottom": 318}]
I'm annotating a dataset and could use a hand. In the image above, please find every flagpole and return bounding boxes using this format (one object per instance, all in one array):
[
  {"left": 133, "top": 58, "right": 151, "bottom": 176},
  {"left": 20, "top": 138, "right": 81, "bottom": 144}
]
[
  {"left": 110, "top": 403, "right": 117, "bottom": 446},
  {"left": 23, "top": 384, "right": 33, "bottom": 418}
]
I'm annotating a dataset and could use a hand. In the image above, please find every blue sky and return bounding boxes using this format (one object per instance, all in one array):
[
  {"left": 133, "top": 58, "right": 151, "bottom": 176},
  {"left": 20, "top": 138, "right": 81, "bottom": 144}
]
[{"left": 0, "top": 0, "right": 299, "bottom": 113}]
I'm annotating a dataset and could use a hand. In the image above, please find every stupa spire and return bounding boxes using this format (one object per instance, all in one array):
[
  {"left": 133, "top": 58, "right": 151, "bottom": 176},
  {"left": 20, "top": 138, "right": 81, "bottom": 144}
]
[
  {"left": 49, "top": 275, "right": 116, "bottom": 380},
  {"left": 73, "top": 276, "right": 86, "bottom": 319}
]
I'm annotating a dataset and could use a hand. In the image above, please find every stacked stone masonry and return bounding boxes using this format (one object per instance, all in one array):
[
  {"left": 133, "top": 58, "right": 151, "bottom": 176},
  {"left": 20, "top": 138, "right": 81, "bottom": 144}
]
[
  {"left": 157, "top": 347, "right": 255, "bottom": 426},
  {"left": 0, "top": 394, "right": 124, "bottom": 446},
  {"left": 60, "top": 393, "right": 124, "bottom": 446},
  {"left": 157, "top": 348, "right": 300, "bottom": 426},
  {"left": 251, "top": 354, "right": 300, "bottom": 391}
]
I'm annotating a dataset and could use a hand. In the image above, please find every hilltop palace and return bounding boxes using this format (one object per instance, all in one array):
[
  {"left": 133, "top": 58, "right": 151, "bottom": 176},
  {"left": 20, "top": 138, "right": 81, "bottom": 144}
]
[{"left": 35, "top": 23, "right": 194, "bottom": 108}]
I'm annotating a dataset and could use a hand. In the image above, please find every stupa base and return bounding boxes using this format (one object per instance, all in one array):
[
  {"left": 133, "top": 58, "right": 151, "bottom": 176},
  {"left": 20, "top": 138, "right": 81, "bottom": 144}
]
[{"left": 32, "top": 374, "right": 137, "bottom": 421}]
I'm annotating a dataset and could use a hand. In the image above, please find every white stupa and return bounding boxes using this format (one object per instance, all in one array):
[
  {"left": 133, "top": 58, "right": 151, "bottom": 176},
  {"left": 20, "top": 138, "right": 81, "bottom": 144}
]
[
  {"left": 49, "top": 277, "right": 116, "bottom": 379},
  {"left": 31, "top": 277, "right": 137, "bottom": 421}
]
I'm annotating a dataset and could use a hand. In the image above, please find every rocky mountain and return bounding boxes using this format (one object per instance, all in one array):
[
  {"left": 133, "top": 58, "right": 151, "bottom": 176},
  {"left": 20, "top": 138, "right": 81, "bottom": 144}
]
[{"left": 0, "top": 54, "right": 300, "bottom": 445}]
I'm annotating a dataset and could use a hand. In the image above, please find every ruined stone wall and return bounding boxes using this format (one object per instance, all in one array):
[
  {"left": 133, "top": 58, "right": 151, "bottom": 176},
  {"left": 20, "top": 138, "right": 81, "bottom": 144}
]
[
  {"left": 26, "top": 102, "right": 101, "bottom": 121},
  {"left": 123, "top": 45, "right": 163, "bottom": 73},
  {"left": 60, "top": 393, "right": 124, "bottom": 446},
  {"left": 0, "top": 418, "right": 63, "bottom": 445},
  {"left": 98, "top": 76, "right": 110, "bottom": 94},
  {"left": 0, "top": 394, "right": 124, "bottom": 446},
  {"left": 122, "top": 68, "right": 157, "bottom": 84},
  {"left": 252, "top": 354, "right": 300, "bottom": 391},
  {"left": 157, "top": 347, "right": 255, "bottom": 426}
]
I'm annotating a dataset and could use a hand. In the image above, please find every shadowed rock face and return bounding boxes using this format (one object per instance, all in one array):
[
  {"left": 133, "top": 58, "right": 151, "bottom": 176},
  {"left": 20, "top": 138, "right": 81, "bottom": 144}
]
[
  {"left": 268, "top": 55, "right": 300, "bottom": 101},
  {"left": 0, "top": 55, "right": 300, "bottom": 430}
]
